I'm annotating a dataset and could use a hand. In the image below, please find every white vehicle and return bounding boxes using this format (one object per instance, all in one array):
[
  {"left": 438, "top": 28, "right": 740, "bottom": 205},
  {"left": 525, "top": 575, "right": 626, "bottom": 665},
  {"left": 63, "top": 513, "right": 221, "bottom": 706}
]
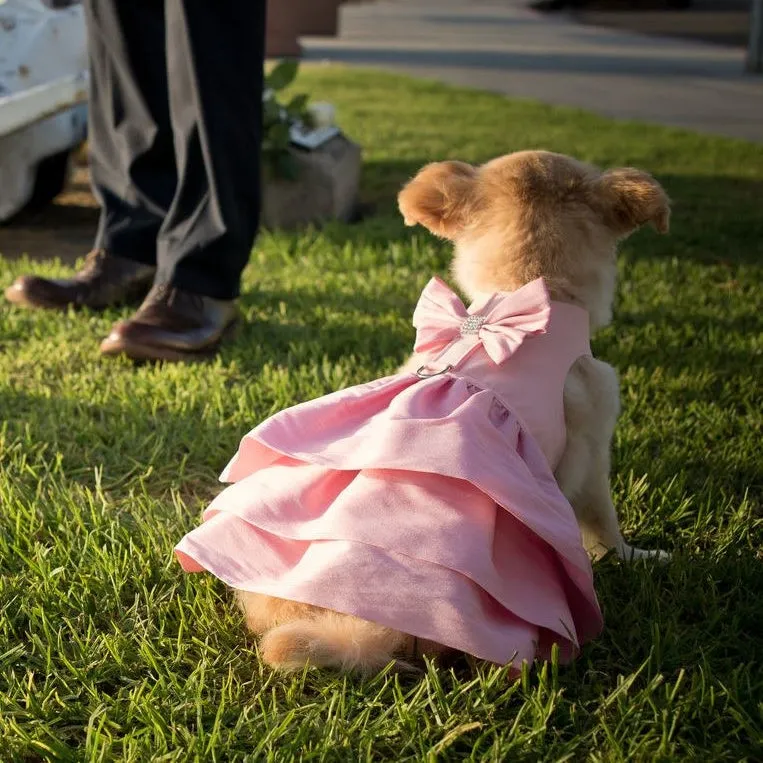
[
  {"left": 0, "top": 1, "right": 345, "bottom": 225},
  {"left": 0, "top": 0, "right": 88, "bottom": 222}
]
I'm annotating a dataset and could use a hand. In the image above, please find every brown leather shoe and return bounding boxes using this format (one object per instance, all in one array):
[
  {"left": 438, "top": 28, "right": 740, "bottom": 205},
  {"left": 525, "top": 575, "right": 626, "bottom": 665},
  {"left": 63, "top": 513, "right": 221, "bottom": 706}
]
[
  {"left": 100, "top": 284, "right": 239, "bottom": 362},
  {"left": 4, "top": 250, "right": 156, "bottom": 310}
]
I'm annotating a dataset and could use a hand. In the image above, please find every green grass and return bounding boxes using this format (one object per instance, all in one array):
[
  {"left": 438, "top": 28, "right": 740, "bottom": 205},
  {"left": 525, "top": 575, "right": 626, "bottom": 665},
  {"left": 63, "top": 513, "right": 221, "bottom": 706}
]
[{"left": 1, "top": 67, "right": 762, "bottom": 761}]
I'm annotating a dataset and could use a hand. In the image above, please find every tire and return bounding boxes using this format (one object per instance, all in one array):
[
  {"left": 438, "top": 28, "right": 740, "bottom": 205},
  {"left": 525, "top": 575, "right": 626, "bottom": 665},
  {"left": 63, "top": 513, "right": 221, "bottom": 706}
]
[{"left": 24, "top": 149, "right": 72, "bottom": 214}]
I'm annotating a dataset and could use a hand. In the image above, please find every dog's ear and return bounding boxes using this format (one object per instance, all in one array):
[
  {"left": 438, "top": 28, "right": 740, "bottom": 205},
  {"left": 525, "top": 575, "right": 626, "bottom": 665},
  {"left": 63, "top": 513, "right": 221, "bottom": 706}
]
[
  {"left": 594, "top": 168, "right": 670, "bottom": 235},
  {"left": 398, "top": 161, "right": 479, "bottom": 239}
]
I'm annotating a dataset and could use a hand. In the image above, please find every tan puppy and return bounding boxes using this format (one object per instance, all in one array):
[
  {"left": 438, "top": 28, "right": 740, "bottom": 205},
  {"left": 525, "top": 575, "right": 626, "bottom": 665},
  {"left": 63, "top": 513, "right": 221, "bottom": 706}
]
[{"left": 242, "top": 150, "right": 671, "bottom": 673}]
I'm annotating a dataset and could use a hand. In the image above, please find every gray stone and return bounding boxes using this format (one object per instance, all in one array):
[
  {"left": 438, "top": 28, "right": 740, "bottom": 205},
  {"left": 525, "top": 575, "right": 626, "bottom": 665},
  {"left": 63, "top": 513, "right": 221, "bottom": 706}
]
[{"left": 262, "top": 133, "right": 362, "bottom": 229}]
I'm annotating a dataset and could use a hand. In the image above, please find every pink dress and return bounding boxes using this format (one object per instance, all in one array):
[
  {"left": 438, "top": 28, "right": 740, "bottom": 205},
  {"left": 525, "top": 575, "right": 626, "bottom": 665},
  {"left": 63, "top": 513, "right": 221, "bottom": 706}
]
[{"left": 175, "top": 277, "right": 604, "bottom": 667}]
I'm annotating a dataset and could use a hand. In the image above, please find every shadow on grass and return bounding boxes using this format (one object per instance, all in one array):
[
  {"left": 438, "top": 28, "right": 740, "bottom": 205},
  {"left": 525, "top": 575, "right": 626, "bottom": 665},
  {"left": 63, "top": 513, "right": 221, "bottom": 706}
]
[
  {"left": 243, "top": 274, "right": 421, "bottom": 318},
  {"left": 602, "top": 308, "right": 762, "bottom": 384},
  {"left": 0, "top": 386, "right": 236, "bottom": 497},
  {"left": 586, "top": 548, "right": 763, "bottom": 677},
  {"left": 303, "top": 43, "right": 748, "bottom": 80},
  {"left": 0, "top": 201, "right": 98, "bottom": 265}
]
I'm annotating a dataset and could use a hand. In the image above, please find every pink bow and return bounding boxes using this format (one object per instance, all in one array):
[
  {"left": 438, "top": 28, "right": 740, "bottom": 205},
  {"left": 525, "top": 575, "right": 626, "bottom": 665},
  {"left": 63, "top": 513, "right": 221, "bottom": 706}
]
[{"left": 412, "top": 276, "right": 551, "bottom": 365}]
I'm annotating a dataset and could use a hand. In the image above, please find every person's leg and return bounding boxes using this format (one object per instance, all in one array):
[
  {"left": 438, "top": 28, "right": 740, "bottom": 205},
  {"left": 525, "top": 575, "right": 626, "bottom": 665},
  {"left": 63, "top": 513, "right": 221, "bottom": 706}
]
[
  {"left": 87, "top": 0, "right": 177, "bottom": 264},
  {"left": 5, "top": 0, "right": 175, "bottom": 310},
  {"left": 100, "top": 0, "right": 266, "bottom": 361},
  {"left": 157, "top": 0, "right": 266, "bottom": 300}
]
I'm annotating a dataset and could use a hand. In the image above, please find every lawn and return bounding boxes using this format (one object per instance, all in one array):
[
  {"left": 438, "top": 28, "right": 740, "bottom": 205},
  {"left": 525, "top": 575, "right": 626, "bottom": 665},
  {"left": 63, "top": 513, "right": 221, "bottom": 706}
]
[{"left": 0, "top": 67, "right": 761, "bottom": 761}]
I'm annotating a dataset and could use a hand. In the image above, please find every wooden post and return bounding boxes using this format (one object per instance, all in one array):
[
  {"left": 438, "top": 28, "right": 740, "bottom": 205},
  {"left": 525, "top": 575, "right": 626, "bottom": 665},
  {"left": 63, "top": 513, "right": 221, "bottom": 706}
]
[
  {"left": 747, "top": 0, "right": 763, "bottom": 73},
  {"left": 266, "top": 0, "right": 303, "bottom": 58},
  {"left": 300, "top": 0, "right": 341, "bottom": 37}
]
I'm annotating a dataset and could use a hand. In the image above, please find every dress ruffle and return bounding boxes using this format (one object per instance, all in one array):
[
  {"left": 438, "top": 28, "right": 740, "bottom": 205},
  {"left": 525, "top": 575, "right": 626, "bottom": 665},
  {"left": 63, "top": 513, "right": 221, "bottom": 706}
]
[{"left": 175, "top": 373, "right": 603, "bottom": 666}]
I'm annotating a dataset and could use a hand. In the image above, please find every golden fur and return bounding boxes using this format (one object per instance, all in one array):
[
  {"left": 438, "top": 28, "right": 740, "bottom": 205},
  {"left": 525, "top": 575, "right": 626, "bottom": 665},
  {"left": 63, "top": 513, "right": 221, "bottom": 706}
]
[{"left": 241, "top": 150, "right": 671, "bottom": 674}]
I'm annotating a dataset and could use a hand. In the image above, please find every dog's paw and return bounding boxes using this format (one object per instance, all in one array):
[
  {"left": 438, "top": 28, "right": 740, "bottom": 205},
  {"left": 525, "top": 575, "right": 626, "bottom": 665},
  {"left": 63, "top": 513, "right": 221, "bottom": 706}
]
[{"left": 618, "top": 544, "right": 671, "bottom": 564}]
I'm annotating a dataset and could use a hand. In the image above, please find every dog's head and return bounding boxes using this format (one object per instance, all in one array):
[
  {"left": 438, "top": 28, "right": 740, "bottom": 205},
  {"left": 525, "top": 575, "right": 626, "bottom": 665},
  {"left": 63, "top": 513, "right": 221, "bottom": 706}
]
[{"left": 398, "top": 150, "right": 670, "bottom": 328}]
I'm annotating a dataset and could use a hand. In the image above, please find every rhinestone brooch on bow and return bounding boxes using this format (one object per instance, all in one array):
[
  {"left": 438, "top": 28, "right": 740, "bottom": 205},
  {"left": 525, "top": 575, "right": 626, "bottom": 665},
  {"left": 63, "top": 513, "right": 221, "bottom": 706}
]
[{"left": 460, "top": 315, "right": 486, "bottom": 335}]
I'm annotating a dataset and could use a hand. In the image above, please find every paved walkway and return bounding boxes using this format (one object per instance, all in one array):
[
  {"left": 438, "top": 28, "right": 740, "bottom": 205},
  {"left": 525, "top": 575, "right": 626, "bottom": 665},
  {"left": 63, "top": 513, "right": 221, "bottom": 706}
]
[{"left": 302, "top": 0, "right": 763, "bottom": 143}]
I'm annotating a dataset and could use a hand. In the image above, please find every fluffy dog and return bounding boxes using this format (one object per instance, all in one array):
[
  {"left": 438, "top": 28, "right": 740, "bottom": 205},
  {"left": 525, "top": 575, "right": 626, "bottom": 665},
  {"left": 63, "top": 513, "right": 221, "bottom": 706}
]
[{"left": 190, "top": 150, "right": 672, "bottom": 673}]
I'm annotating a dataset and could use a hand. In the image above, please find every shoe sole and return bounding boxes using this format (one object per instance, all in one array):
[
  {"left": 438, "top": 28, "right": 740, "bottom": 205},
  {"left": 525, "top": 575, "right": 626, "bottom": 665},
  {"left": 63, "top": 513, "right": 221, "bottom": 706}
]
[{"left": 99, "top": 319, "right": 240, "bottom": 363}]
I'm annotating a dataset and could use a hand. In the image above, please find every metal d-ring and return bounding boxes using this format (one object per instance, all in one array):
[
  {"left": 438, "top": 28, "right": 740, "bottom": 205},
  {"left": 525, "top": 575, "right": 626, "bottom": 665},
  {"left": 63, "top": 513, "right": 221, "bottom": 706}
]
[{"left": 416, "top": 364, "right": 454, "bottom": 379}]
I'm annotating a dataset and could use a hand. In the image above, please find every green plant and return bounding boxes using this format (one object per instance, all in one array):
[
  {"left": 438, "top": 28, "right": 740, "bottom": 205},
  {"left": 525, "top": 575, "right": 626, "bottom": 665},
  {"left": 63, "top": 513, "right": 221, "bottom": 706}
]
[{"left": 262, "top": 60, "right": 316, "bottom": 181}]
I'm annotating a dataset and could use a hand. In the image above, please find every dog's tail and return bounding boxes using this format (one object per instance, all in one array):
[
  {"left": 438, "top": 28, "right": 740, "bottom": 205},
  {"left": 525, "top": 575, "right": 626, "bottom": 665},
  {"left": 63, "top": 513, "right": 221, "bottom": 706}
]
[{"left": 259, "top": 611, "right": 414, "bottom": 674}]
